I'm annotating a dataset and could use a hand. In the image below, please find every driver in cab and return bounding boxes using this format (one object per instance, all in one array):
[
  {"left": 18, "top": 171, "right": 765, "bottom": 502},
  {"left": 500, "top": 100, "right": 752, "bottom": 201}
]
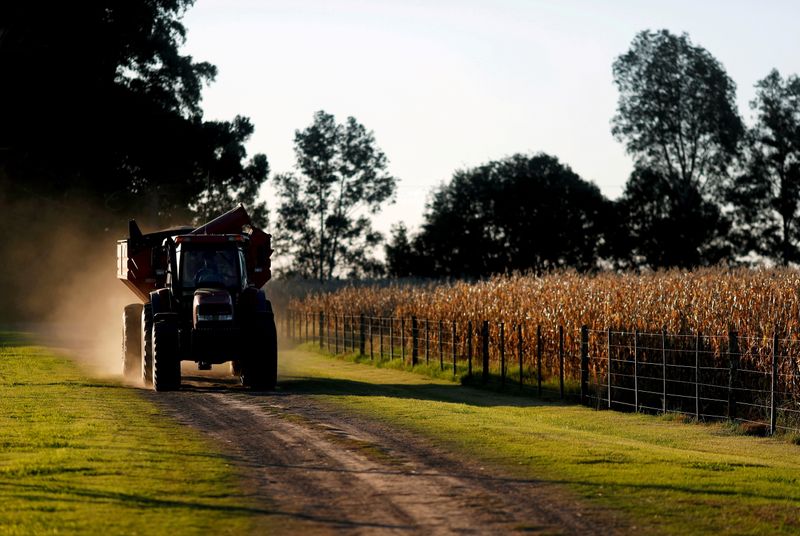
[{"left": 194, "top": 251, "right": 222, "bottom": 286}]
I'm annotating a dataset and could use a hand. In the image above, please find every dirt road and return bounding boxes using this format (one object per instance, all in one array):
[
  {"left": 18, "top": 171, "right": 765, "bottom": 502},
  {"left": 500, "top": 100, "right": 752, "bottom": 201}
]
[{"left": 145, "top": 360, "right": 624, "bottom": 535}]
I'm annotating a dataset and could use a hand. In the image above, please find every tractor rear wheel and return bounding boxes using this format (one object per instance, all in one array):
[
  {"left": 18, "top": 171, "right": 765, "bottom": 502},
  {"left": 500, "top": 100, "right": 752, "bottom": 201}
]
[
  {"left": 241, "top": 311, "right": 278, "bottom": 390},
  {"left": 122, "top": 303, "right": 143, "bottom": 379},
  {"left": 152, "top": 319, "right": 181, "bottom": 391},
  {"left": 141, "top": 303, "right": 153, "bottom": 386}
]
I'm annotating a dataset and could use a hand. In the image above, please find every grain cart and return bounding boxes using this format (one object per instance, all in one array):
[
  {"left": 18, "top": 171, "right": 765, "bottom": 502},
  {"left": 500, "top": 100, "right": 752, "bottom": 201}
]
[{"left": 117, "top": 205, "right": 277, "bottom": 391}]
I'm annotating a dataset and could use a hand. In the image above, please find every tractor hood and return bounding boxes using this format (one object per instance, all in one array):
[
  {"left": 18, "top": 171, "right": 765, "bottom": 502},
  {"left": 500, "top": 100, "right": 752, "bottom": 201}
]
[{"left": 192, "top": 289, "right": 234, "bottom": 327}]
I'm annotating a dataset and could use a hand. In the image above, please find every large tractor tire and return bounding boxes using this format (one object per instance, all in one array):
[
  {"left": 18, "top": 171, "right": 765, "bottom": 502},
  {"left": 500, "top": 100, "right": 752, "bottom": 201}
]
[
  {"left": 152, "top": 318, "right": 181, "bottom": 391},
  {"left": 141, "top": 303, "right": 153, "bottom": 386},
  {"left": 122, "top": 303, "right": 144, "bottom": 379},
  {"left": 241, "top": 311, "right": 278, "bottom": 390}
]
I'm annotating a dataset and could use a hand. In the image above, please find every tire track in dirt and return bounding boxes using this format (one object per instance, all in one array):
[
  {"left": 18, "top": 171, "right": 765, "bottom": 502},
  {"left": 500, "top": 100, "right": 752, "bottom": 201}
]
[{"left": 146, "top": 371, "right": 627, "bottom": 535}]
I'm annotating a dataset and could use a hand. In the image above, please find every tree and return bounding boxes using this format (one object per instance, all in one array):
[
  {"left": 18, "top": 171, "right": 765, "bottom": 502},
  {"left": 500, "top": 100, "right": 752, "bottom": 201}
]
[
  {"left": 276, "top": 111, "right": 397, "bottom": 280},
  {"left": 402, "top": 153, "right": 612, "bottom": 278},
  {"left": 729, "top": 70, "right": 800, "bottom": 265},
  {"left": 611, "top": 30, "right": 743, "bottom": 267},
  {"left": 619, "top": 167, "right": 730, "bottom": 268},
  {"left": 0, "top": 1, "right": 268, "bottom": 227}
]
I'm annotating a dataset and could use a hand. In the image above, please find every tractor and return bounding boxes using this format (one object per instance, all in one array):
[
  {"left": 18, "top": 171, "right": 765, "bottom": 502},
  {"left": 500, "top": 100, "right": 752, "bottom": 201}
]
[{"left": 117, "top": 205, "right": 277, "bottom": 391}]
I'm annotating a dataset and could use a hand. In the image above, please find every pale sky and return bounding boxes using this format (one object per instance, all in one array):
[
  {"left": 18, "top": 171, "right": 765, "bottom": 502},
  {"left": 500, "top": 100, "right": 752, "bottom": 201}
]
[{"left": 182, "top": 0, "right": 800, "bottom": 238}]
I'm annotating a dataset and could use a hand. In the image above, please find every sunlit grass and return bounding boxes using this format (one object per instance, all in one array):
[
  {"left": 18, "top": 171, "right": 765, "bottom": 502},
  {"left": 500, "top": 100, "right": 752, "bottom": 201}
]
[
  {"left": 0, "top": 333, "right": 258, "bottom": 535},
  {"left": 282, "top": 346, "right": 800, "bottom": 535}
]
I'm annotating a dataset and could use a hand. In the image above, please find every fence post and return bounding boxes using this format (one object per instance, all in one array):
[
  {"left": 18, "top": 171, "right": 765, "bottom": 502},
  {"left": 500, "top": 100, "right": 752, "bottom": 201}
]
[
  {"left": 452, "top": 321, "right": 457, "bottom": 375},
  {"left": 634, "top": 329, "right": 639, "bottom": 412},
  {"left": 411, "top": 316, "right": 419, "bottom": 366},
  {"left": 500, "top": 322, "right": 506, "bottom": 387},
  {"left": 695, "top": 332, "right": 700, "bottom": 421},
  {"left": 401, "top": 317, "right": 406, "bottom": 362},
  {"left": 369, "top": 316, "right": 374, "bottom": 360},
  {"left": 580, "top": 326, "right": 589, "bottom": 405},
  {"left": 359, "top": 313, "right": 365, "bottom": 356},
  {"left": 305, "top": 313, "right": 309, "bottom": 342},
  {"left": 662, "top": 327, "right": 667, "bottom": 414},
  {"left": 327, "top": 313, "right": 331, "bottom": 353},
  {"left": 771, "top": 331, "right": 778, "bottom": 435},
  {"left": 518, "top": 324, "right": 524, "bottom": 390},
  {"left": 467, "top": 320, "right": 473, "bottom": 376},
  {"left": 482, "top": 320, "right": 490, "bottom": 385},
  {"left": 607, "top": 327, "right": 612, "bottom": 409},
  {"left": 558, "top": 325, "right": 564, "bottom": 399},
  {"left": 728, "top": 330, "right": 739, "bottom": 421},
  {"left": 379, "top": 317, "right": 384, "bottom": 358},
  {"left": 439, "top": 320, "right": 444, "bottom": 371},
  {"left": 536, "top": 325, "right": 542, "bottom": 396}
]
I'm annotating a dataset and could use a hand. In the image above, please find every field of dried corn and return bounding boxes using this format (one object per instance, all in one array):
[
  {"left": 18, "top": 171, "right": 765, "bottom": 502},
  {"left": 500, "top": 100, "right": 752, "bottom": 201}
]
[{"left": 286, "top": 268, "right": 800, "bottom": 384}]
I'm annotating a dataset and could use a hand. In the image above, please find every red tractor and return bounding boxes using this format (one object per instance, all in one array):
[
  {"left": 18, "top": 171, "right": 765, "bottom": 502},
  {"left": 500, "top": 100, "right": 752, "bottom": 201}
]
[{"left": 117, "top": 205, "right": 277, "bottom": 391}]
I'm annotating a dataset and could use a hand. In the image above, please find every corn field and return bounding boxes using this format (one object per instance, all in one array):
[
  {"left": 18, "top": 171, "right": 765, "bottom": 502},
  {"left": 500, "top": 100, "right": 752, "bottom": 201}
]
[{"left": 285, "top": 268, "right": 800, "bottom": 424}]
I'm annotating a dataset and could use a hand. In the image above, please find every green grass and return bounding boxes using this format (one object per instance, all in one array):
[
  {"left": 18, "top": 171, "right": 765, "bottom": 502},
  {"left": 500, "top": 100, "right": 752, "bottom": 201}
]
[
  {"left": 0, "top": 332, "right": 262, "bottom": 535},
  {"left": 281, "top": 346, "right": 800, "bottom": 535}
]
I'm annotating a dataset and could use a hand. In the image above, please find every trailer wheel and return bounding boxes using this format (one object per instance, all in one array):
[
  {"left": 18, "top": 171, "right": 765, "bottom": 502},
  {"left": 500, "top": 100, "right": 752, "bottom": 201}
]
[
  {"left": 242, "top": 311, "right": 278, "bottom": 390},
  {"left": 141, "top": 303, "right": 153, "bottom": 386},
  {"left": 122, "top": 304, "right": 143, "bottom": 379},
  {"left": 152, "top": 319, "right": 180, "bottom": 391}
]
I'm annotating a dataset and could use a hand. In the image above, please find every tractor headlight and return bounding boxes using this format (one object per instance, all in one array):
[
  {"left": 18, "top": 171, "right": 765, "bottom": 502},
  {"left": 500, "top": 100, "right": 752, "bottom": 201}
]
[{"left": 197, "top": 313, "right": 233, "bottom": 322}]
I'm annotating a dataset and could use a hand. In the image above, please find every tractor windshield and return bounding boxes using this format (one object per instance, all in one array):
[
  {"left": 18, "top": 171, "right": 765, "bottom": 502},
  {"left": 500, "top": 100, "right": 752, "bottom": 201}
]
[{"left": 179, "top": 248, "right": 242, "bottom": 289}]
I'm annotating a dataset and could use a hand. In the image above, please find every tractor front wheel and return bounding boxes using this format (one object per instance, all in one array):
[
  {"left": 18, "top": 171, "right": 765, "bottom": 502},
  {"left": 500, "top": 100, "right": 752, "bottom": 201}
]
[
  {"left": 241, "top": 312, "right": 278, "bottom": 390},
  {"left": 141, "top": 303, "right": 153, "bottom": 386},
  {"left": 152, "top": 318, "right": 181, "bottom": 391}
]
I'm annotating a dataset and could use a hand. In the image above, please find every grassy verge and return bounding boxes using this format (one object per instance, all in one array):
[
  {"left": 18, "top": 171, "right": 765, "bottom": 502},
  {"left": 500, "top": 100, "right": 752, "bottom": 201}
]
[
  {"left": 281, "top": 345, "right": 800, "bottom": 535},
  {"left": 0, "top": 332, "right": 259, "bottom": 535}
]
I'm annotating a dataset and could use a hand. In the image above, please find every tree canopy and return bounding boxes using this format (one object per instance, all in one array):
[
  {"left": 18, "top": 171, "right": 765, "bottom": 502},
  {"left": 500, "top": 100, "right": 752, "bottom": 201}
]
[
  {"left": 387, "top": 153, "right": 611, "bottom": 278},
  {"left": 730, "top": 70, "right": 800, "bottom": 265},
  {"left": 0, "top": 0, "right": 268, "bottom": 226},
  {"left": 611, "top": 30, "right": 743, "bottom": 268},
  {"left": 275, "top": 111, "right": 397, "bottom": 280}
]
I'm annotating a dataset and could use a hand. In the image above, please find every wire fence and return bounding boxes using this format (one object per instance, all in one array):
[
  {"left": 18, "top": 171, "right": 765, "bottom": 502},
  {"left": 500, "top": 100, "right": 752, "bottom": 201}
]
[{"left": 281, "top": 310, "right": 800, "bottom": 435}]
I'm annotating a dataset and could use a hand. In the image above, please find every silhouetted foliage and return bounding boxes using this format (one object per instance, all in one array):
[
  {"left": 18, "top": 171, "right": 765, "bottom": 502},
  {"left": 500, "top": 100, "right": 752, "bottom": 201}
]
[
  {"left": 618, "top": 167, "right": 730, "bottom": 268},
  {"left": 612, "top": 30, "right": 743, "bottom": 267},
  {"left": 0, "top": 1, "right": 268, "bottom": 227},
  {"left": 392, "top": 154, "right": 612, "bottom": 278},
  {"left": 275, "top": 111, "right": 397, "bottom": 280},
  {"left": 729, "top": 70, "right": 800, "bottom": 265}
]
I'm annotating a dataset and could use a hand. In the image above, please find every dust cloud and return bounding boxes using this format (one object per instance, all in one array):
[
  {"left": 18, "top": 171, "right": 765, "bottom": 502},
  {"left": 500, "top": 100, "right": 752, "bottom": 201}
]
[{"left": 0, "top": 196, "right": 147, "bottom": 379}]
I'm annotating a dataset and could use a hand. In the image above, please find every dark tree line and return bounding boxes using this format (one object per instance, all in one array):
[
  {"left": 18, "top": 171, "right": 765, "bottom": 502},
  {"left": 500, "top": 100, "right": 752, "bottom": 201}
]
[
  {"left": 387, "top": 30, "right": 800, "bottom": 277},
  {"left": 0, "top": 1, "right": 268, "bottom": 228}
]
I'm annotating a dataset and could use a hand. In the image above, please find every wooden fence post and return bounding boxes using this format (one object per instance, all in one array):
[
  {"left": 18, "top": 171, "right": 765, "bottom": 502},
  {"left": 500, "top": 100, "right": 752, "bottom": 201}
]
[
  {"left": 634, "top": 329, "right": 639, "bottom": 412},
  {"left": 695, "top": 332, "right": 700, "bottom": 420},
  {"left": 558, "top": 325, "right": 564, "bottom": 399},
  {"left": 369, "top": 316, "right": 374, "bottom": 360},
  {"left": 411, "top": 316, "right": 419, "bottom": 366},
  {"left": 728, "top": 330, "right": 739, "bottom": 420},
  {"left": 536, "top": 325, "right": 542, "bottom": 396},
  {"left": 452, "top": 321, "right": 457, "bottom": 375},
  {"left": 334, "top": 315, "right": 339, "bottom": 354},
  {"left": 379, "top": 317, "right": 384, "bottom": 358},
  {"left": 580, "top": 326, "right": 589, "bottom": 405},
  {"left": 518, "top": 324, "right": 524, "bottom": 390},
  {"left": 482, "top": 320, "right": 490, "bottom": 385},
  {"left": 607, "top": 327, "right": 612, "bottom": 409},
  {"left": 500, "top": 322, "right": 506, "bottom": 387},
  {"left": 662, "top": 327, "right": 667, "bottom": 413},
  {"left": 771, "top": 331, "right": 778, "bottom": 435},
  {"left": 467, "top": 320, "right": 473, "bottom": 376},
  {"left": 439, "top": 320, "right": 444, "bottom": 371}
]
